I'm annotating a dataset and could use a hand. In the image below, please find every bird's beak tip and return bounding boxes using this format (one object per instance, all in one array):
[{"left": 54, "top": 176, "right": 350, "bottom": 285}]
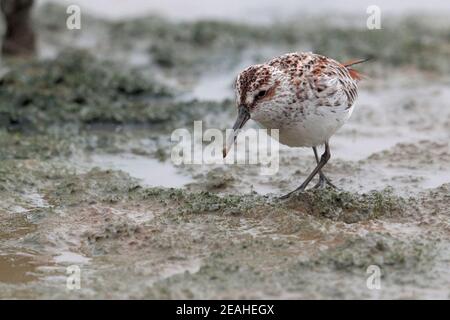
[{"left": 223, "top": 105, "right": 249, "bottom": 159}]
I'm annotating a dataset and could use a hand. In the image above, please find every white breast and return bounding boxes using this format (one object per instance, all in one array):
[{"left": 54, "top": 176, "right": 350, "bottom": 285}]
[{"left": 258, "top": 103, "right": 354, "bottom": 147}]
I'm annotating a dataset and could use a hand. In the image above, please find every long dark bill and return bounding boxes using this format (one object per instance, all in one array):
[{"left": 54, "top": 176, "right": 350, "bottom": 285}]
[{"left": 223, "top": 105, "right": 250, "bottom": 158}]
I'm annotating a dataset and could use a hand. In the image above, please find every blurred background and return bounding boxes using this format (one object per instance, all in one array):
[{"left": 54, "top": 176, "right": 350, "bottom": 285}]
[
  {"left": 40, "top": 0, "right": 450, "bottom": 21},
  {"left": 1, "top": 0, "right": 450, "bottom": 299}
]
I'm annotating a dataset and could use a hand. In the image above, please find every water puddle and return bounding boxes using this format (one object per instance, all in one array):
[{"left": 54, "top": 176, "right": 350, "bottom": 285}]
[
  {"left": 53, "top": 251, "right": 91, "bottom": 265},
  {"left": 332, "top": 134, "right": 410, "bottom": 161},
  {"left": 382, "top": 166, "right": 450, "bottom": 191},
  {"left": 84, "top": 154, "right": 193, "bottom": 188},
  {"left": 0, "top": 252, "right": 40, "bottom": 284},
  {"left": 0, "top": 195, "right": 78, "bottom": 285}
]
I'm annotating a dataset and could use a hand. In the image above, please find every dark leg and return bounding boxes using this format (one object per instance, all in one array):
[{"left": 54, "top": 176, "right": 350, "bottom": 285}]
[
  {"left": 280, "top": 141, "right": 332, "bottom": 199},
  {"left": 312, "top": 146, "right": 336, "bottom": 189}
]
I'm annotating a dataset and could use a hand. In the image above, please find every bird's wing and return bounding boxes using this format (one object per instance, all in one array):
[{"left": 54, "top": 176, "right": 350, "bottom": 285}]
[
  {"left": 303, "top": 57, "right": 359, "bottom": 108},
  {"left": 269, "top": 52, "right": 361, "bottom": 108}
]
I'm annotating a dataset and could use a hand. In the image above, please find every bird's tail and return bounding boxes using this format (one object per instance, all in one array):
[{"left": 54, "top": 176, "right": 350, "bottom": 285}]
[
  {"left": 343, "top": 58, "right": 372, "bottom": 68},
  {"left": 343, "top": 57, "right": 372, "bottom": 81}
]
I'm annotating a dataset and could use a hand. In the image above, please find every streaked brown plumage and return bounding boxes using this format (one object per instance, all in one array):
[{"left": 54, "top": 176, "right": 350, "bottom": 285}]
[{"left": 224, "top": 52, "right": 368, "bottom": 197}]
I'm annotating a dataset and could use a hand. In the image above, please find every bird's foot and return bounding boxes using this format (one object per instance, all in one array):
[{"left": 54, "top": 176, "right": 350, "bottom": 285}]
[
  {"left": 313, "top": 174, "right": 337, "bottom": 190},
  {"left": 279, "top": 184, "right": 307, "bottom": 199}
]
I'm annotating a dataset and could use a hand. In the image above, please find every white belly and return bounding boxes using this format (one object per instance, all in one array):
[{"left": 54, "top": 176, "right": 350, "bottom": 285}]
[{"left": 257, "top": 104, "right": 354, "bottom": 147}]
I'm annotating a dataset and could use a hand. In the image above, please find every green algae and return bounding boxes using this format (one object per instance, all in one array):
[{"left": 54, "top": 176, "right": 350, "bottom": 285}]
[
  {"left": 140, "top": 187, "right": 265, "bottom": 215},
  {"left": 46, "top": 168, "right": 141, "bottom": 206},
  {"left": 108, "top": 13, "right": 450, "bottom": 74},
  {"left": 314, "top": 233, "right": 436, "bottom": 272},
  {"left": 0, "top": 160, "right": 447, "bottom": 299},
  {"left": 111, "top": 17, "right": 298, "bottom": 73},
  {"left": 0, "top": 50, "right": 175, "bottom": 131},
  {"left": 34, "top": 3, "right": 450, "bottom": 77},
  {"left": 284, "top": 187, "right": 406, "bottom": 223},
  {"left": 0, "top": 130, "right": 76, "bottom": 160},
  {"left": 0, "top": 159, "right": 54, "bottom": 192},
  {"left": 0, "top": 50, "right": 233, "bottom": 133},
  {"left": 85, "top": 220, "right": 142, "bottom": 255},
  {"left": 309, "top": 17, "right": 450, "bottom": 72},
  {"left": 187, "top": 168, "right": 236, "bottom": 191},
  {"left": 46, "top": 167, "right": 406, "bottom": 221}
]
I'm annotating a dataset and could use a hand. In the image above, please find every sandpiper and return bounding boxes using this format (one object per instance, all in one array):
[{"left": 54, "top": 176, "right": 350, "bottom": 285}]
[{"left": 223, "top": 52, "right": 368, "bottom": 198}]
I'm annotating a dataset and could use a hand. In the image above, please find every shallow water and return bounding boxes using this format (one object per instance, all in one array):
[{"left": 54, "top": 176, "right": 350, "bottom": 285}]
[
  {"left": 84, "top": 154, "right": 193, "bottom": 188},
  {"left": 0, "top": 253, "right": 40, "bottom": 283}
]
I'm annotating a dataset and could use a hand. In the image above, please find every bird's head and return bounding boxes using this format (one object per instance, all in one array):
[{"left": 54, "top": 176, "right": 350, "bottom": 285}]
[{"left": 223, "top": 63, "right": 292, "bottom": 158}]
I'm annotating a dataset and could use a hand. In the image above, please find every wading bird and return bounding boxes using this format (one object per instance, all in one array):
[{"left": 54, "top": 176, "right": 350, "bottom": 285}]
[{"left": 223, "top": 52, "right": 368, "bottom": 198}]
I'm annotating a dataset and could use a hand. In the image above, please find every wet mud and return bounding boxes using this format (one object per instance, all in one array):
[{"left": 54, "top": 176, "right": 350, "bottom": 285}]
[{"left": 0, "top": 3, "right": 449, "bottom": 299}]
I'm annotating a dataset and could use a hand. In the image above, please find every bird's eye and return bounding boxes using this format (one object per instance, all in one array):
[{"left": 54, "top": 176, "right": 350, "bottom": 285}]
[{"left": 256, "top": 90, "right": 267, "bottom": 99}]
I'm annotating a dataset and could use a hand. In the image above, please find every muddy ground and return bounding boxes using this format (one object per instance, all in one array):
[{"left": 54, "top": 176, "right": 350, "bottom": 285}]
[{"left": 0, "top": 4, "right": 449, "bottom": 299}]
